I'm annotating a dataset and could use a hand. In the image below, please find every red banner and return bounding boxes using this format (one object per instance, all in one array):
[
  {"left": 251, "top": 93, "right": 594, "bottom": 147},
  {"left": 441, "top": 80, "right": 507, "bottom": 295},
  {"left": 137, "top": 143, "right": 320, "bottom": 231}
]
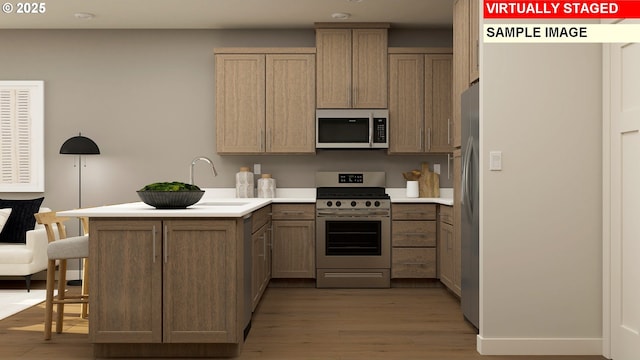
[{"left": 484, "top": 1, "right": 640, "bottom": 18}]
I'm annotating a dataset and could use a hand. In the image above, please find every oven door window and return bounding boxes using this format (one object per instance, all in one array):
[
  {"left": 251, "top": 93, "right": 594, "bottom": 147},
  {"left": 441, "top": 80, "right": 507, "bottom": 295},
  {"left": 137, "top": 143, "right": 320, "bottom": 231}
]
[
  {"left": 317, "top": 118, "right": 370, "bottom": 143},
  {"left": 325, "top": 220, "right": 381, "bottom": 256}
]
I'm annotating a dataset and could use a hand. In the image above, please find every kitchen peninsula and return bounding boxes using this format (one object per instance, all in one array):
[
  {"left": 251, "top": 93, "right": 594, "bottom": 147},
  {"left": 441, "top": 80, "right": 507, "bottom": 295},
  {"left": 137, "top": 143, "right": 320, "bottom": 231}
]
[{"left": 59, "top": 188, "right": 451, "bottom": 358}]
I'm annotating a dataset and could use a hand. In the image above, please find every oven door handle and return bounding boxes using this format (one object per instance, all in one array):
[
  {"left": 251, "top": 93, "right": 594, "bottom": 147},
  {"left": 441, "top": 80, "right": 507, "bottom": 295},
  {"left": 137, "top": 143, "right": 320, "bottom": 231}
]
[{"left": 317, "top": 211, "right": 390, "bottom": 217}]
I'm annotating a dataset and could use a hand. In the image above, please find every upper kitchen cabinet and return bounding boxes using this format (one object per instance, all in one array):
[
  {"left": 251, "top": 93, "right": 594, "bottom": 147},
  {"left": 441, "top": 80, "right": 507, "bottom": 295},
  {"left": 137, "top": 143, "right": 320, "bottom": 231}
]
[
  {"left": 453, "top": 0, "right": 480, "bottom": 148},
  {"left": 388, "top": 49, "right": 453, "bottom": 154},
  {"left": 469, "top": 0, "right": 480, "bottom": 83},
  {"left": 215, "top": 48, "right": 316, "bottom": 155},
  {"left": 315, "top": 23, "right": 389, "bottom": 109},
  {"left": 266, "top": 54, "right": 316, "bottom": 153},
  {"left": 215, "top": 53, "right": 265, "bottom": 154}
]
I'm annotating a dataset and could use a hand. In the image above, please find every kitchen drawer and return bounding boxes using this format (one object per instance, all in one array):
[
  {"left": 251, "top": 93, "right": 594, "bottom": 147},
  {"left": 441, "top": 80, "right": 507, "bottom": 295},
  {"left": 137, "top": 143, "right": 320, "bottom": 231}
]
[
  {"left": 439, "top": 205, "right": 453, "bottom": 225},
  {"left": 391, "top": 247, "right": 436, "bottom": 278},
  {"left": 392, "top": 220, "right": 436, "bottom": 247},
  {"left": 271, "top": 204, "right": 315, "bottom": 220},
  {"left": 252, "top": 205, "right": 272, "bottom": 233},
  {"left": 392, "top": 204, "right": 437, "bottom": 220}
]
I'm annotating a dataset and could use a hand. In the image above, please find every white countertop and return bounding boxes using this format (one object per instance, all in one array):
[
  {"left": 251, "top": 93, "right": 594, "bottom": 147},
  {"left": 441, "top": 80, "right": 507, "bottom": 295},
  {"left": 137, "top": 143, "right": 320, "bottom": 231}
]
[{"left": 59, "top": 187, "right": 452, "bottom": 218}]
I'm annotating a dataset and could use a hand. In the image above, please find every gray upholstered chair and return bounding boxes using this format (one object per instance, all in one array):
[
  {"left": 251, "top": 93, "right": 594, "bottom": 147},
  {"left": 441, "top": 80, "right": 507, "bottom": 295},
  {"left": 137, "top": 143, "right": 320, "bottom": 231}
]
[{"left": 34, "top": 211, "right": 89, "bottom": 340}]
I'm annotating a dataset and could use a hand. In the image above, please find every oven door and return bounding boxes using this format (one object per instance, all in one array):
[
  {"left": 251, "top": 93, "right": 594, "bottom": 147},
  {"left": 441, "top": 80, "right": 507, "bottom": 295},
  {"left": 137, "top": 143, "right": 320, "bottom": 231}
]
[{"left": 316, "top": 214, "right": 390, "bottom": 269}]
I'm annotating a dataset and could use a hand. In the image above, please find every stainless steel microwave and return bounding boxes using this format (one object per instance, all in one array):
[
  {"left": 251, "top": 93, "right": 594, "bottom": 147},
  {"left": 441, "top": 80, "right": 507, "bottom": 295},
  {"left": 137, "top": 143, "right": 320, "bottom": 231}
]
[{"left": 316, "top": 109, "right": 389, "bottom": 149}]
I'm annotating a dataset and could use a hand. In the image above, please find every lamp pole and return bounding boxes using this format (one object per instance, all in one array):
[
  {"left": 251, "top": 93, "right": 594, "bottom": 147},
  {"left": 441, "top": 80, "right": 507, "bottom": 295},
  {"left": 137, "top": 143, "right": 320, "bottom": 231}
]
[{"left": 60, "top": 132, "right": 100, "bottom": 286}]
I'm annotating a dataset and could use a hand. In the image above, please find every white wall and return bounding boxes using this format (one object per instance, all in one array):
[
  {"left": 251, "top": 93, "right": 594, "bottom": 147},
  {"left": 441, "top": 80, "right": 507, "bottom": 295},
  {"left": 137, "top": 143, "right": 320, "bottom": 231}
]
[{"left": 480, "top": 42, "right": 603, "bottom": 354}]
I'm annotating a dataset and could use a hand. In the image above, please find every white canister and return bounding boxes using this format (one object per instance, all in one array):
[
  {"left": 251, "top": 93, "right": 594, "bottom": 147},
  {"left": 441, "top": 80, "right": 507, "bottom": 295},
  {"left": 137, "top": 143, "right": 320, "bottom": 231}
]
[
  {"left": 406, "top": 181, "right": 419, "bottom": 198},
  {"left": 257, "top": 174, "right": 276, "bottom": 198},
  {"left": 235, "top": 167, "right": 254, "bottom": 198}
]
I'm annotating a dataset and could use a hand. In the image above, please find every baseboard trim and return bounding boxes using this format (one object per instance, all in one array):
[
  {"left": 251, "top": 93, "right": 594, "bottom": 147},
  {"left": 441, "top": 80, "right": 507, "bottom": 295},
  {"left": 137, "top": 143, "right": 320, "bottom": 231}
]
[{"left": 477, "top": 335, "right": 603, "bottom": 355}]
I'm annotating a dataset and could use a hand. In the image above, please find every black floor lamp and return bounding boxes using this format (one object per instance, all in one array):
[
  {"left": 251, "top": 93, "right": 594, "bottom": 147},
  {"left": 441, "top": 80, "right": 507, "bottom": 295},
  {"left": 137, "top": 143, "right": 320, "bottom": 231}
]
[{"left": 60, "top": 132, "right": 100, "bottom": 286}]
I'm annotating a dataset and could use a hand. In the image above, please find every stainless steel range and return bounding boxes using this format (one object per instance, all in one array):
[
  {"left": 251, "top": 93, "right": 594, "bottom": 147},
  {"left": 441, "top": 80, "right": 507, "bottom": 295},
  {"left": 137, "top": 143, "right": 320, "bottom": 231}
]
[{"left": 315, "top": 171, "right": 391, "bottom": 288}]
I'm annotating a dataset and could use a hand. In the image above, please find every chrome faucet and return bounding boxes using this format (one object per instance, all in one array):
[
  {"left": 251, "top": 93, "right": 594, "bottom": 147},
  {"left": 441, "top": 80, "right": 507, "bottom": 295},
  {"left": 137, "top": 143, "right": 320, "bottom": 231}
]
[{"left": 190, "top": 156, "right": 218, "bottom": 185}]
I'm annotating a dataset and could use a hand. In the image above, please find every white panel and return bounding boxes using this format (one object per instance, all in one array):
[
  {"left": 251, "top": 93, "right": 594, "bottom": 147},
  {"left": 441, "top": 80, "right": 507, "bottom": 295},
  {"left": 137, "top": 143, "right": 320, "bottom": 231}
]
[
  {"left": 0, "top": 81, "right": 44, "bottom": 192},
  {"left": 621, "top": 43, "right": 640, "bottom": 113},
  {"left": 621, "top": 131, "right": 640, "bottom": 334}
]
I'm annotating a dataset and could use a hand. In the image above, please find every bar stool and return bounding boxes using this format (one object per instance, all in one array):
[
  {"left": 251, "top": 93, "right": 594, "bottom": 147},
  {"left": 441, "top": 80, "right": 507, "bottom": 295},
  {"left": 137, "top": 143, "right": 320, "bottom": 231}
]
[{"left": 34, "top": 211, "right": 89, "bottom": 340}]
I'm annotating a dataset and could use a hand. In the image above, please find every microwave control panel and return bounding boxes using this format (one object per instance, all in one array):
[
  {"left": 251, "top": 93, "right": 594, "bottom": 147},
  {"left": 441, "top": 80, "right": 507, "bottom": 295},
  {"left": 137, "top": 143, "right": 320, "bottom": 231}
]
[{"left": 373, "top": 118, "right": 387, "bottom": 143}]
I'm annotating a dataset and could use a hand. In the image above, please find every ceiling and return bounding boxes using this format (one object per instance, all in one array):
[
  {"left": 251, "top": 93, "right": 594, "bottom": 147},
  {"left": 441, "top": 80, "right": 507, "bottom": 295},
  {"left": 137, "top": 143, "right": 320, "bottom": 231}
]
[{"left": 0, "top": 0, "right": 453, "bottom": 30}]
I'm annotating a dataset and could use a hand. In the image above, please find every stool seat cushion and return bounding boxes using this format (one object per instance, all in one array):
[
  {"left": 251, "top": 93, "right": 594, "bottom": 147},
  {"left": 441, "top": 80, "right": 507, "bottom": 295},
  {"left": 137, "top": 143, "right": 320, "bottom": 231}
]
[{"left": 47, "top": 235, "right": 89, "bottom": 260}]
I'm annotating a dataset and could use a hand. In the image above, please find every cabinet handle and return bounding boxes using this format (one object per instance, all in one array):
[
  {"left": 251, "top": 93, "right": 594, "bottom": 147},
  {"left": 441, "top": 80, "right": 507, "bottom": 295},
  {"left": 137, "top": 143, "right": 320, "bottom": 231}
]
[
  {"left": 267, "top": 128, "right": 271, "bottom": 152},
  {"left": 476, "top": 39, "right": 480, "bottom": 71},
  {"left": 260, "top": 129, "right": 265, "bottom": 152},
  {"left": 164, "top": 225, "right": 168, "bottom": 264},
  {"left": 447, "top": 153, "right": 452, "bottom": 180},
  {"left": 152, "top": 225, "right": 156, "bottom": 263},
  {"left": 427, "top": 128, "right": 432, "bottom": 151},
  {"left": 281, "top": 211, "right": 305, "bottom": 215},
  {"left": 262, "top": 234, "right": 266, "bottom": 258},
  {"left": 401, "top": 232, "right": 427, "bottom": 237},
  {"left": 447, "top": 118, "right": 451, "bottom": 145},
  {"left": 447, "top": 231, "right": 453, "bottom": 250}
]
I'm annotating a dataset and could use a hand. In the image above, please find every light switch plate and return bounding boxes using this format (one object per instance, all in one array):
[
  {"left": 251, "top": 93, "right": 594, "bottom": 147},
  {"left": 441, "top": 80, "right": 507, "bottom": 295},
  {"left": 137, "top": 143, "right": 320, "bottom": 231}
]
[
  {"left": 253, "top": 163, "right": 261, "bottom": 174},
  {"left": 433, "top": 164, "right": 440, "bottom": 175},
  {"left": 489, "top": 151, "right": 502, "bottom": 171}
]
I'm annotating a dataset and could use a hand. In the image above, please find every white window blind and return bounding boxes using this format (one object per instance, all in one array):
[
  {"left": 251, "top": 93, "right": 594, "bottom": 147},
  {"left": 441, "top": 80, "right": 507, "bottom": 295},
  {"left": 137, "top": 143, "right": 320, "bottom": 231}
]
[{"left": 0, "top": 81, "right": 44, "bottom": 192}]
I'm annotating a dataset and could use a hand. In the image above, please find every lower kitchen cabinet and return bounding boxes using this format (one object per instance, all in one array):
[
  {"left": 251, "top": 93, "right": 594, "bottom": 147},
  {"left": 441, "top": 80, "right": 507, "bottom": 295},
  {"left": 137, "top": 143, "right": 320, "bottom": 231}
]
[
  {"left": 271, "top": 204, "right": 315, "bottom": 278},
  {"left": 391, "top": 204, "right": 437, "bottom": 278},
  {"left": 251, "top": 206, "right": 272, "bottom": 311},
  {"left": 89, "top": 218, "right": 240, "bottom": 345},
  {"left": 439, "top": 205, "right": 460, "bottom": 296}
]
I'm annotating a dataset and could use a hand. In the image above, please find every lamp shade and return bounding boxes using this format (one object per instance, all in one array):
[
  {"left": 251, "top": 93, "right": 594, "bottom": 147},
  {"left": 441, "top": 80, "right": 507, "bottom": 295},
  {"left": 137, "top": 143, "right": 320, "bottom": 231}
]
[{"left": 59, "top": 134, "right": 100, "bottom": 155}]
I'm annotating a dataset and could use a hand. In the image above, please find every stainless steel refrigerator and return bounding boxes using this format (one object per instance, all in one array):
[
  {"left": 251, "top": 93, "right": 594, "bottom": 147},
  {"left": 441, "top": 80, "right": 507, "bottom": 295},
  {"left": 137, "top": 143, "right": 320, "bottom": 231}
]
[{"left": 461, "top": 81, "right": 480, "bottom": 330}]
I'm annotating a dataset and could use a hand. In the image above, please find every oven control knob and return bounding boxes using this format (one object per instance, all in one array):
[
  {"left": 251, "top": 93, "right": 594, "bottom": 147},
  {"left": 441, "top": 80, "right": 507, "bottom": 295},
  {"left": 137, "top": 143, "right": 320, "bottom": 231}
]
[
  {"left": 365, "top": 201, "right": 371, "bottom": 207},
  {"left": 374, "top": 201, "right": 381, "bottom": 207},
  {"left": 351, "top": 201, "right": 357, "bottom": 207},
  {"left": 326, "top": 201, "right": 333, "bottom": 207},
  {"left": 336, "top": 201, "right": 342, "bottom": 207}
]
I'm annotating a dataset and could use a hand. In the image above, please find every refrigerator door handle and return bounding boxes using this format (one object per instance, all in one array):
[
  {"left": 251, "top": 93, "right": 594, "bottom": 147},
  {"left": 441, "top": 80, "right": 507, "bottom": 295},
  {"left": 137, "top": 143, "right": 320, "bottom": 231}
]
[{"left": 461, "top": 136, "right": 473, "bottom": 208}]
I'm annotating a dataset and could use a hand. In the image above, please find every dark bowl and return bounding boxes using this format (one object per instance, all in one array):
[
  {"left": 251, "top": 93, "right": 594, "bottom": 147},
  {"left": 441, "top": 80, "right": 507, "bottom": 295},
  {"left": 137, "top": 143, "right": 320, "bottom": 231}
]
[{"left": 136, "top": 190, "right": 205, "bottom": 209}]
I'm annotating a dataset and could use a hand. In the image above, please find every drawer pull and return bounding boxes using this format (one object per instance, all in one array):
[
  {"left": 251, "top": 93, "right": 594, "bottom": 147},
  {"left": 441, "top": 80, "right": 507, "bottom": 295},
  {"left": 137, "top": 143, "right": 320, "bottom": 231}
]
[{"left": 400, "top": 262, "right": 429, "bottom": 266}]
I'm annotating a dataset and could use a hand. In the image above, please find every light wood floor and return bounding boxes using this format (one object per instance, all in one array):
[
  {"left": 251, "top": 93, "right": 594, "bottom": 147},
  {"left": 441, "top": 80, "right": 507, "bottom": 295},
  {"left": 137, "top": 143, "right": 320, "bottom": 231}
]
[{"left": 0, "top": 280, "right": 605, "bottom": 360}]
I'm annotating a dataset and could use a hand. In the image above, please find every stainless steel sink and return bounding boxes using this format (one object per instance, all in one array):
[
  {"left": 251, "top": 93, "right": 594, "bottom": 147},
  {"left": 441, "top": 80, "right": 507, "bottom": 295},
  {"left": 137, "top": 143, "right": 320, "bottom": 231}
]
[{"left": 198, "top": 202, "right": 250, "bottom": 207}]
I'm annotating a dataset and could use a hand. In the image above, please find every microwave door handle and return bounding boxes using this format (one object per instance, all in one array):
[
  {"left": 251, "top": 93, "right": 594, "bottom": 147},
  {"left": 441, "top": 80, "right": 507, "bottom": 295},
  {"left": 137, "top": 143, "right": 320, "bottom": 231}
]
[{"left": 369, "top": 113, "right": 373, "bottom": 147}]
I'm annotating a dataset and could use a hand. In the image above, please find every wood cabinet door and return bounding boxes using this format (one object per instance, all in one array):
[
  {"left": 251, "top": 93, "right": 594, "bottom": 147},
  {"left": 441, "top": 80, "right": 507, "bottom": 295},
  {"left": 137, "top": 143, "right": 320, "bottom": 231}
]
[
  {"left": 316, "top": 29, "right": 351, "bottom": 108},
  {"left": 438, "top": 221, "right": 455, "bottom": 291},
  {"left": 251, "top": 223, "right": 270, "bottom": 311},
  {"left": 89, "top": 219, "right": 163, "bottom": 343},
  {"left": 163, "top": 220, "right": 238, "bottom": 343},
  {"left": 272, "top": 220, "right": 316, "bottom": 278},
  {"left": 469, "top": 0, "right": 480, "bottom": 83},
  {"left": 453, "top": 0, "right": 470, "bottom": 148},
  {"left": 388, "top": 54, "right": 425, "bottom": 153},
  {"left": 266, "top": 54, "right": 316, "bottom": 153},
  {"left": 215, "top": 54, "right": 266, "bottom": 154},
  {"left": 425, "top": 54, "right": 453, "bottom": 153},
  {"left": 352, "top": 28, "right": 388, "bottom": 108}
]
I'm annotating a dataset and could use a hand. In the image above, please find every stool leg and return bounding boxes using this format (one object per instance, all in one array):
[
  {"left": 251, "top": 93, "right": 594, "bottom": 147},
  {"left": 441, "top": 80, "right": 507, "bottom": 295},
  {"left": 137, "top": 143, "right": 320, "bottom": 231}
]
[
  {"left": 81, "top": 258, "right": 89, "bottom": 318},
  {"left": 56, "top": 259, "right": 67, "bottom": 334},
  {"left": 44, "top": 260, "right": 56, "bottom": 340}
]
